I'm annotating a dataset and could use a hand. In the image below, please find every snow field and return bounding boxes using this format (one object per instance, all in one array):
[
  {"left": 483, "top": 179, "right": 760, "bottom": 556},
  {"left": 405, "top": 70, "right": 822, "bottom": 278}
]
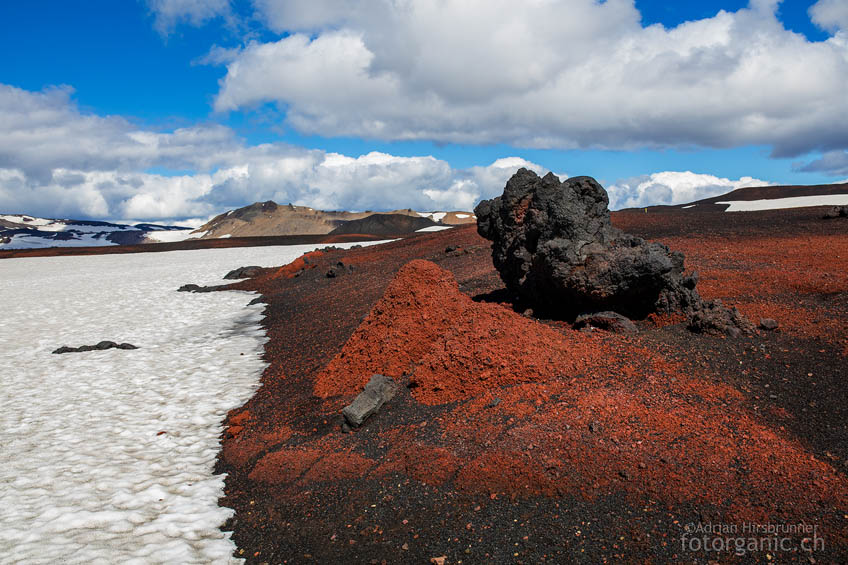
[{"left": 0, "top": 241, "right": 384, "bottom": 564}]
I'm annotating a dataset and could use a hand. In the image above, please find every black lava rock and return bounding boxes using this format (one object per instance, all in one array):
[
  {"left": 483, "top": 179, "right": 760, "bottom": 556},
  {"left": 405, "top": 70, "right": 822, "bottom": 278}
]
[
  {"left": 224, "top": 266, "right": 263, "bottom": 280},
  {"left": 326, "top": 261, "right": 354, "bottom": 278},
  {"left": 687, "top": 301, "right": 752, "bottom": 337},
  {"left": 177, "top": 283, "right": 228, "bottom": 293},
  {"left": 475, "top": 169, "right": 750, "bottom": 335},
  {"left": 53, "top": 341, "right": 138, "bottom": 354},
  {"left": 574, "top": 311, "right": 638, "bottom": 334},
  {"left": 823, "top": 205, "right": 847, "bottom": 219}
]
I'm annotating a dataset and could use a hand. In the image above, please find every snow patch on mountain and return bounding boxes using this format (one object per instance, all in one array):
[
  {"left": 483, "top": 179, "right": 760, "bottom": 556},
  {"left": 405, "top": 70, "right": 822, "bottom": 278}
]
[
  {"left": 0, "top": 214, "right": 191, "bottom": 249},
  {"left": 718, "top": 194, "right": 848, "bottom": 212}
]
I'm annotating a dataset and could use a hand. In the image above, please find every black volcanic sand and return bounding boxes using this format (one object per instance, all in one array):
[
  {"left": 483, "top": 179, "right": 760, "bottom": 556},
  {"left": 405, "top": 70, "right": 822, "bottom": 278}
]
[{"left": 215, "top": 206, "right": 847, "bottom": 564}]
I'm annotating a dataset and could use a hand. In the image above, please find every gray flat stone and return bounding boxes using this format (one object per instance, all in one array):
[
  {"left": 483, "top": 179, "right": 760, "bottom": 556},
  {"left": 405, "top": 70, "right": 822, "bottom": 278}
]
[
  {"left": 342, "top": 374, "right": 398, "bottom": 428},
  {"left": 759, "top": 317, "right": 779, "bottom": 330}
]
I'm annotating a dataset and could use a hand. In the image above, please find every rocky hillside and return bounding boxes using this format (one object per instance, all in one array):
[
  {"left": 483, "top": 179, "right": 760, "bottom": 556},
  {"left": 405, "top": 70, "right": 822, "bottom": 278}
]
[{"left": 192, "top": 202, "right": 367, "bottom": 239}]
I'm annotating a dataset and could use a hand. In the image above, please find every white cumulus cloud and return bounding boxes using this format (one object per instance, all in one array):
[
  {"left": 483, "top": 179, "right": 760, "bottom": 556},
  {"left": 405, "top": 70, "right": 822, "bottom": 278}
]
[
  {"left": 607, "top": 171, "right": 770, "bottom": 210},
  {"left": 810, "top": 0, "right": 848, "bottom": 32},
  {"left": 0, "top": 83, "right": 561, "bottom": 220},
  {"left": 207, "top": 0, "right": 848, "bottom": 158},
  {"left": 0, "top": 84, "right": 789, "bottom": 222},
  {"left": 146, "top": 0, "right": 232, "bottom": 35}
]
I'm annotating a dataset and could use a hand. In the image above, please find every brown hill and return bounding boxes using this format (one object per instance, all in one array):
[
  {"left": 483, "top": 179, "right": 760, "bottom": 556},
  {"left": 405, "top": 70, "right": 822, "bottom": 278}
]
[
  {"left": 193, "top": 201, "right": 475, "bottom": 238},
  {"left": 193, "top": 201, "right": 368, "bottom": 238}
]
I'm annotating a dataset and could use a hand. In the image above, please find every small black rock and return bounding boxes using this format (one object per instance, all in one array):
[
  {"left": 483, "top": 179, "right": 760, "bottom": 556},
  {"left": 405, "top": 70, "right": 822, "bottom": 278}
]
[
  {"left": 822, "top": 205, "right": 847, "bottom": 219},
  {"left": 178, "top": 283, "right": 226, "bottom": 293},
  {"left": 327, "top": 261, "right": 354, "bottom": 278},
  {"left": 53, "top": 341, "right": 139, "bottom": 354},
  {"left": 574, "top": 311, "right": 638, "bottom": 334},
  {"left": 223, "top": 266, "right": 262, "bottom": 280}
]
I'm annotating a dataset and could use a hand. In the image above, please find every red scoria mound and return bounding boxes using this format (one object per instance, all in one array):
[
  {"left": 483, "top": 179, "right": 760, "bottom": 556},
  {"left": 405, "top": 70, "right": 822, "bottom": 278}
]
[
  {"left": 314, "top": 259, "right": 606, "bottom": 404},
  {"left": 309, "top": 259, "right": 848, "bottom": 527}
]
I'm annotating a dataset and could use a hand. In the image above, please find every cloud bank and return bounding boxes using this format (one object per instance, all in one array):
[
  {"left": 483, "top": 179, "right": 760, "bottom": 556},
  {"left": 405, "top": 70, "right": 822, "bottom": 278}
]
[
  {"left": 0, "top": 84, "right": 765, "bottom": 221},
  {"left": 0, "top": 85, "right": 557, "bottom": 220},
  {"left": 205, "top": 0, "right": 848, "bottom": 159},
  {"left": 810, "top": 0, "right": 848, "bottom": 32}
]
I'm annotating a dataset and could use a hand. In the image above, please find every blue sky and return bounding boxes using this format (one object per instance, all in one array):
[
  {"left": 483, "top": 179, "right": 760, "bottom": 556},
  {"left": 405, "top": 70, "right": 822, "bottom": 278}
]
[{"left": 1, "top": 0, "right": 847, "bottom": 222}]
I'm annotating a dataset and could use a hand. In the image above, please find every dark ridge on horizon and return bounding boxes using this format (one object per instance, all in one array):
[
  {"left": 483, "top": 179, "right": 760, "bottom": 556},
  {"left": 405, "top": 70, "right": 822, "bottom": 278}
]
[{"left": 328, "top": 213, "right": 437, "bottom": 236}]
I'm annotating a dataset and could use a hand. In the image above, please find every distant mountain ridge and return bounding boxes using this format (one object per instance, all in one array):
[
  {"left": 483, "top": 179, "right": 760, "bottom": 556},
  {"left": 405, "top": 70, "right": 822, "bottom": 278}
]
[
  {"left": 191, "top": 201, "right": 476, "bottom": 239},
  {"left": 0, "top": 214, "right": 191, "bottom": 249},
  {"left": 1, "top": 203, "right": 477, "bottom": 250},
  {"left": 6, "top": 182, "right": 845, "bottom": 250},
  {"left": 328, "top": 213, "right": 437, "bottom": 235}
]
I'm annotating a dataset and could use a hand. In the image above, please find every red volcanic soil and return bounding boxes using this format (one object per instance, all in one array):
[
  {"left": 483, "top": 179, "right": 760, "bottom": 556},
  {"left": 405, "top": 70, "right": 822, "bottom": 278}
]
[{"left": 218, "top": 208, "right": 848, "bottom": 563}]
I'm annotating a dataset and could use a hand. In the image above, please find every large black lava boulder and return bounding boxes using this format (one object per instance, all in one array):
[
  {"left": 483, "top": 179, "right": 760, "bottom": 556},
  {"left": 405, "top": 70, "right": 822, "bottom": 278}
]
[
  {"left": 475, "top": 169, "right": 751, "bottom": 335},
  {"left": 475, "top": 169, "right": 702, "bottom": 319}
]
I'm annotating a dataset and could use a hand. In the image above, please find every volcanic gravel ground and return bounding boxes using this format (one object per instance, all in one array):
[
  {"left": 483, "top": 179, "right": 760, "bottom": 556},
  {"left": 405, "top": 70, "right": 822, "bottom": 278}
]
[{"left": 219, "top": 207, "right": 848, "bottom": 564}]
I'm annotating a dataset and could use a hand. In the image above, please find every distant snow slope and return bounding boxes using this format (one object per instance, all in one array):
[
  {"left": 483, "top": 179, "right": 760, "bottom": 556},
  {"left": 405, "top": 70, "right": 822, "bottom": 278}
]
[
  {"left": 0, "top": 214, "right": 191, "bottom": 248},
  {"left": 1, "top": 214, "right": 69, "bottom": 231},
  {"left": 0, "top": 215, "right": 122, "bottom": 248},
  {"left": 416, "top": 225, "right": 453, "bottom": 232},
  {"left": 718, "top": 194, "right": 848, "bottom": 212},
  {"left": 0, "top": 240, "right": 387, "bottom": 563},
  {"left": 3, "top": 232, "right": 118, "bottom": 248},
  {"left": 143, "top": 229, "right": 201, "bottom": 243}
]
